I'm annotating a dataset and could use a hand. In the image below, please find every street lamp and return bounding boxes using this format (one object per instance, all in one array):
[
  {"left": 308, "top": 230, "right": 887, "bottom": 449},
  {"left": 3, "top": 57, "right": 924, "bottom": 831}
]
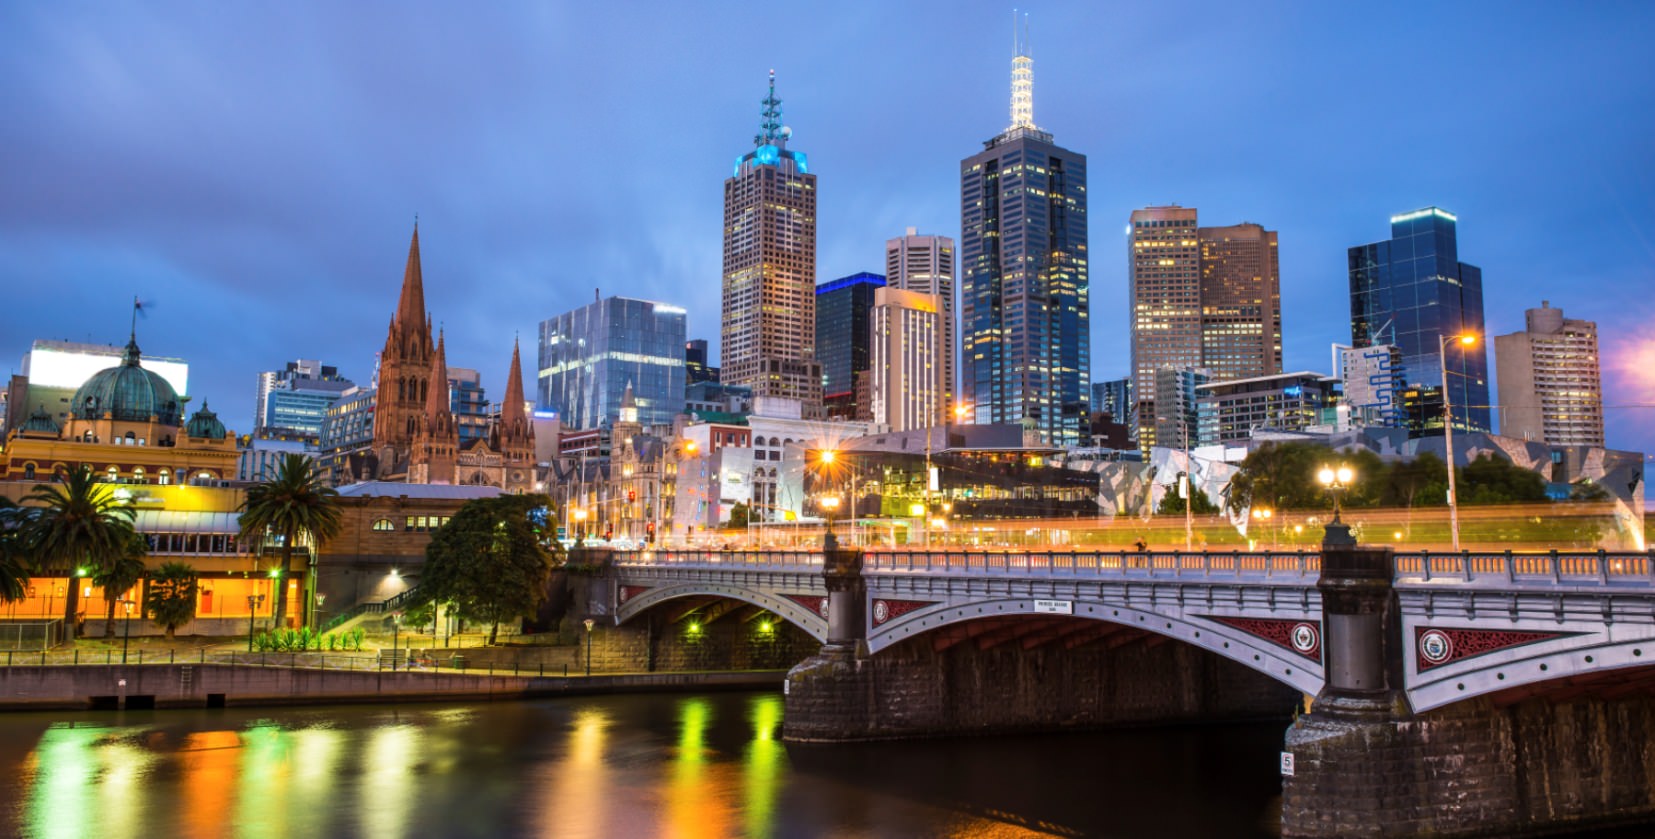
[
  {"left": 820, "top": 495, "right": 842, "bottom": 552},
  {"left": 583, "top": 617, "right": 595, "bottom": 677},
  {"left": 245, "top": 594, "right": 265, "bottom": 652},
  {"left": 121, "top": 598, "right": 136, "bottom": 664},
  {"left": 1317, "top": 463, "right": 1356, "bottom": 547},
  {"left": 1251, "top": 506, "right": 1274, "bottom": 549},
  {"left": 1439, "top": 332, "right": 1478, "bottom": 551},
  {"left": 391, "top": 612, "right": 402, "bottom": 671},
  {"left": 572, "top": 508, "right": 588, "bottom": 542}
]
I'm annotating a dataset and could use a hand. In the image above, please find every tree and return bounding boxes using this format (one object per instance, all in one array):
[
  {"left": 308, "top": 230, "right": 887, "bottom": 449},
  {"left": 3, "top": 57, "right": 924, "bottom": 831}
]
[
  {"left": 1156, "top": 478, "right": 1220, "bottom": 515},
  {"left": 1460, "top": 453, "right": 1549, "bottom": 504},
  {"left": 416, "top": 494, "right": 557, "bottom": 645},
  {"left": 1225, "top": 442, "right": 1337, "bottom": 514},
  {"left": 23, "top": 466, "right": 136, "bottom": 640},
  {"left": 93, "top": 531, "right": 148, "bottom": 638},
  {"left": 725, "top": 502, "right": 752, "bottom": 530},
  {"left": 238, "top": 454, "right": 342, "bottom": 630},
  {"left": 0, "top": 496, "right": 30, "bottom": 604},
  {"left": 145, "top": 562, "right": 198, "bottom": 640}
]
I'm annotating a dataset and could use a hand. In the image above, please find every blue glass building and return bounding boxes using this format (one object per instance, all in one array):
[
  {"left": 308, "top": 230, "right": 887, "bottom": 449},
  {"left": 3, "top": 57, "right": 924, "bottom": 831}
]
[
  {"left": 537, "top": 296, "right": 687, "bottom": 430},
  {"left": 959, "top": 46, "right": 1089, "bottom": 446},
  {"left": 815, "top": 272, "right": 886, "bottom": 417},
  {"left": 1348, "top": 207, "right": 1490, "bottom": 433}
]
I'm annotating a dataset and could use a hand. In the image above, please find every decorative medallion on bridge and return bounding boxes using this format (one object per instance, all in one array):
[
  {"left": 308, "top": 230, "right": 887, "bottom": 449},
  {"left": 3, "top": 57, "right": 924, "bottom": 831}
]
[
  {"left": 1203, "top": 616, "right": 1322, "bottom": 662},
  {"left": 1414, "top": 627, "right": 1577, "bottom": 671},
  {"left": 618, "top": 585, "right": 652, "bottom": 604},
  {"left": 784, "top": 594, "right": 830, "bottom": 620},
  {"left": 871, "top": 599, "right": 938, "bottom": 626}
]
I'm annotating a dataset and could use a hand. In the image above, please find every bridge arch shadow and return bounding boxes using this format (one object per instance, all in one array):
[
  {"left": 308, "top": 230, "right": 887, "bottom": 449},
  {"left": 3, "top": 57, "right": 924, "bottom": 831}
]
[
  {"left": 868, "top": 597, "right": 1325, "bottom": 697},
  {"left": 616, "top": 582, "right": 829, "bottom": 643}
]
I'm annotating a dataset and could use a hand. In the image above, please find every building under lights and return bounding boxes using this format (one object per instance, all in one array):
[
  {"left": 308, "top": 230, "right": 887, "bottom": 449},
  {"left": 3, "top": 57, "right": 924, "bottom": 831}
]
[
  {"left": 537, "top": 295, "right": 687, "bottom": 431},
  {"left": 1494, "top": 301, "right": 1604, "bottom": 447},
  {"left": 959, "top": 26, "right": 1090, "bottom": 446}
]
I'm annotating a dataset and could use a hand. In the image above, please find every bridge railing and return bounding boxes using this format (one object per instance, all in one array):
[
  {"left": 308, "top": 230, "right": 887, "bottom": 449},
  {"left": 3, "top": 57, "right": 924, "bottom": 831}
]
[
  {"left": 615, "top": 548, "right": 1321, "bottom": 579},
  {"left": 611, "top": 549, "right": 823, "bottom": 571},
  {"left": 1395, "top": 550, "right": 1655, "bottom": 587}
]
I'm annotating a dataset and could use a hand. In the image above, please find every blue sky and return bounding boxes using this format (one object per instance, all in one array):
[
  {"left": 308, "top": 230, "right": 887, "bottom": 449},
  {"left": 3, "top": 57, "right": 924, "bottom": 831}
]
[{"left": 2, "top": 2, "right": 1652, "bottom": 458}]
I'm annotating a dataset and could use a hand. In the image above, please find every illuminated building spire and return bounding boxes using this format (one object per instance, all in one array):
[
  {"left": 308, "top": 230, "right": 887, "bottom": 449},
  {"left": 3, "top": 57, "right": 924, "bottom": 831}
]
[
  {"left": 1009, "top": 11, "right": 1035, "bottom": 132},
  {"left": 754, "top": 69, "right": 789, "bottom": 148}
]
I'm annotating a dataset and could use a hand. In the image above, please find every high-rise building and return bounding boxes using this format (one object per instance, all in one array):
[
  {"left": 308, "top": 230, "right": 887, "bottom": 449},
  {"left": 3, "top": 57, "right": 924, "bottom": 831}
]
[
  {"left": 537, "top": 296, "right": 687, "bottom": 431},
  {"left": 1196, "top": 371, "right": 1336, "bottom": 447},
  {"left": 1494, "top": 301, "right": 1604, "bottom": 446},
  {"left": 959, "top": 28, "right": 1088, "bottom": 446},
  {"left": 870, "top": 287, "right": 945, "bottom": 432},
  {"left": 255, "top": 359, "right": 353, "bottom": 438},
  {"left": 1091, "top": 377, "right": 1132, "bottom": 423},
  {"left": 721, "top": 72, "right": 821, "bottom": 410},
  {"left": 1154, "top": 366, "right": 1210, "bottom": 451},
  {"left": 886, "top": 229, "right": 957, "bottom": 410},
  {"left": 815, "top": 272, "right": 885, "bottom": 420},
  {"left": 1129, "top": 207, "right": 1281, "bottom": 449},
  {"left": 685, "top": 339, "right": 719, "bottom": 386},
  {"left": 1338, "top": 343, "right": 1405, "bottom": 428},
  {"left": 1349, "top": 207, "right": 1490, "bottom": 434},
  {"left": 1198, "top": 223, "right": 1281, "bottom": 382}
]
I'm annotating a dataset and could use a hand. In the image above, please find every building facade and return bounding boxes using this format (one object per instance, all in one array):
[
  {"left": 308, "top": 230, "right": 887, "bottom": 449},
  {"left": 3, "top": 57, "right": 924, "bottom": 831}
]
[
  {"left": 685, "top": 339, "right": 719, "bottom": 385},
  {"left": 1349, "top": 207, "right": 1490, "bottom": 434},
  {"left": 1494, "top": 301, "right": 1604, "bottom": 446},
  {"left": 1129, "top": 207, "right": 1281, "bottom": 449},
  {"left": 870, "top": 287, "right": 945, "bottom": 433},
  {"left": 1196, "top": 371, "right": 1337, "bottom": 447},
  {"left": 721, "top": 72, "right": 822, "bottom": 409},
  {"left": 536, "top": 295, "right": 687, "bottom": 432},
  {"left": 1339, "top": 343, "right": 1406, "bottom": 428},
  {"left": 886, "top": 228, "right": 957, "bottom": 411},
  {"left": 9, "top": 338, "right": 189, "bottom": 434},
  {"left": 255, "top": 360, "right": 353, "bottom": 437},
  {"left": 1154, "top": 366, "right": 1210, "bottom": 451},
  {"left": 959, "top": 35, "right": 1089, "bottom": 446},
  {"left": 815, "top": 272, "right": 885, "bottom": 420}
]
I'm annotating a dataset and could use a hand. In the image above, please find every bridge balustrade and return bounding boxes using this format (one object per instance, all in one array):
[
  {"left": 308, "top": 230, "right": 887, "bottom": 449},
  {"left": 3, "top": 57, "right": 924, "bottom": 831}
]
[{"left": 1393, "top": 550, "right": 1655, "bottom": 587}]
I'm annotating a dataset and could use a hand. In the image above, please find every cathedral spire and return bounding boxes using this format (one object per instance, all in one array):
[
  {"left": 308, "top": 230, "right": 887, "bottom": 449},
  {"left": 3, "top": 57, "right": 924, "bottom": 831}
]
[
  {"left": 426, "top": 330, "right": 450, "bottom": 417},
  {"left": 395, "top": 224, "right": 428, "bottom": 343},
  {"left": 502, "top": 337, "right": 526, "bottom": 425}
]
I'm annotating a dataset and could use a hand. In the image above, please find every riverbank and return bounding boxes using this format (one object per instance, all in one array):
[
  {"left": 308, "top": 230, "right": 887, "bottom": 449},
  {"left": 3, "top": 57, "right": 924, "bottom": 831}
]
[{"left": 0, "top": 662, "right": 787, "bottom": 711}]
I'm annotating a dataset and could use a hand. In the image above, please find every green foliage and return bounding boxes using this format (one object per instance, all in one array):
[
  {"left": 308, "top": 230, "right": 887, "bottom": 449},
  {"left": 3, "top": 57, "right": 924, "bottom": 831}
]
[
  {"left": 415, "top": 494, "right": 557, "bottom": 645},
  {"left": 1156, "top": 477, "right": 1221, "bottom": 515},
  {"left": 94, "top": 531, "right": 148, "bottom": 638},
  {"left": 23, "top": 465, "right": 137, "bottom": 638},
  {"left": 1224, "top": 442, "right": 1337, "bottom": 514},
  {"left": 238, "top": 454, "right": 343, "bottom": 629},
  {"left": 1460, "top": 453, "right": 1549, "bottom": 504},
  {"left": 1226, "top": 443, "right": 1567, "bottom": 512},
  {"left": 724, "top": 502, "right": 752, "bottom": 530},
  {"left": 1570, "top": 479, "right": 1612, "bottom": 502},
  {"left": 350, "top": 626, "right": 365, "bottom": 651},
  {"left": 145, "top": 562, "right": 198, "bottom": 639},
  {"left": 0, "top": 495, "right": 29, "bottom": 603}
]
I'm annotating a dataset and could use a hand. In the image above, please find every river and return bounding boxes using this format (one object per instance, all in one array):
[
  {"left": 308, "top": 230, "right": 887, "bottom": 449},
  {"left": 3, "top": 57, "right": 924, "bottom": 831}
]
[{"left": 0, "top": 692, "right": 1290, "bottom": 838}]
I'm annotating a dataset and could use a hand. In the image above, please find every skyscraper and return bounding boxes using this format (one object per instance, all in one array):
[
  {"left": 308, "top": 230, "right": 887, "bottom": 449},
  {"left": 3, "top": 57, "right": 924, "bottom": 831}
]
[
  {"left": 254, "top": 359, "right": 353, "bottom": 437},
  {"left": 1129, "top": 207, "right": 1281, "bottom": 449},
  {"left": 721, "top": 71, "right": 822, "bottom": 411},
  {"left": 870, "top": 287, "right": 944, "bottom": 432},
  {"left": 1494, "top": 301, "right": 1604, "bottom": 446},
  {"left": 959, "top": 26, "right": 1088, "bottom": 445},
  {"left": 537, "top": 296, "right": 687, "bottom": 431},
  {"left": 886, "top": 229, "right": 957, "bottom": 411},
  {"left": 1128, "top": 206, "right": 1200, "bottom": 449},
  {"left": 1349, "top": 207, "right": 1489, "bottom": 434},
  {"left": 815, "top": 272, "right": 885, "bottom": 420}
]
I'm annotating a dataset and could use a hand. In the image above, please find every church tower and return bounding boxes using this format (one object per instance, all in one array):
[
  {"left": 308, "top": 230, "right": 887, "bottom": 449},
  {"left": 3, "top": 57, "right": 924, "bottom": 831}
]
[
  {"left": 498, "top": 338, "right": 536, "bottom": 493},
  {"left": 409, "top": 331, "right": 458, "bottom": 484},
  {"left": 372, "top": 225, "right": 436, "bottom": 476}
]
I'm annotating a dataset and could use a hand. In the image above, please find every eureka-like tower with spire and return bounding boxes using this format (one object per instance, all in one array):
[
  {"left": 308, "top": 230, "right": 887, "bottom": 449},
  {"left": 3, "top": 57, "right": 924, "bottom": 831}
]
[
  {"left": 720, "top": 71, "right": 823, "bottom": 412},
  {"left": 959, "top": 16, "right": 1089, "bottom": 446}
]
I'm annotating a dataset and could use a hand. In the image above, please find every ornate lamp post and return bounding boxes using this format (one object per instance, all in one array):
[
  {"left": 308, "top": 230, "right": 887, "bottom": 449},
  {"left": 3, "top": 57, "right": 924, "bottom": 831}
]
[
  {"left": 583, "top": 617, "right": 595, "bottom": 677},
  {"left": 1439, "top": 332, "right": 1478, "bottom": 551},
  {"left": 245, "top": 594, "right": 265, "bottom": 652},
  {"left": 1317, "top": 463, "right": 1356, "bottom": 547}
]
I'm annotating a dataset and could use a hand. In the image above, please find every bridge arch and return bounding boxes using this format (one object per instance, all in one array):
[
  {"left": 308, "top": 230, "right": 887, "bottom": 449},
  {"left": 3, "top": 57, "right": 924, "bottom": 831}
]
[
  {"left": 1407, "top": 628, "right": 1655, "bottom": 712},
  {"left": 615, "top": 581, "right": 829, "bottom": 643},
  {"left": 867, "top": 596, "right": 1325, "bottom": 697}
]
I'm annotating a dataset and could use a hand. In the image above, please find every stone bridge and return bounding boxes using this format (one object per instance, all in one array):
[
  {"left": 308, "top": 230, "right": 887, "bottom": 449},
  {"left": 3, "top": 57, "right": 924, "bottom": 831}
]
[
  {"left": 602, "top": 540, "right": 1655, "bottom": 837},
  {"left": 606, "top": 546, "right": 1655, "bottom": 711}
]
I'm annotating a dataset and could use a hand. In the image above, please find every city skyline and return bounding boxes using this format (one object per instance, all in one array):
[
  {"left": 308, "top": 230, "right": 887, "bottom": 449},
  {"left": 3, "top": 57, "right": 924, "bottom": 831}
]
[{"left": 2, "top": 3, "right": 1652, "bottom": 459}]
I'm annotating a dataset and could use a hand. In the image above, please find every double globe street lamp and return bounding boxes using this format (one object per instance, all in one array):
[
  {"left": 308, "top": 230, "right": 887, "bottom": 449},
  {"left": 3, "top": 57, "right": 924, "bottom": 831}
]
[{"left": 1317, "top": 463, "right": 1356, "bottom": 547}]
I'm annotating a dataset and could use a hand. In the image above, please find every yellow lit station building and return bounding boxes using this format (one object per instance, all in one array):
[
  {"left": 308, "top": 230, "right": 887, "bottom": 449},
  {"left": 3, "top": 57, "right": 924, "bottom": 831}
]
[{"left": 0, "top": 333, "right": 304, "bottom": 635}]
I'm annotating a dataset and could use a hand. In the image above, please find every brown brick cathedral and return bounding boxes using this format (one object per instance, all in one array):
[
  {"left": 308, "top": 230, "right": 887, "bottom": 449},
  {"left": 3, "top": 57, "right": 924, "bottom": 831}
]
[{"left": 356, "top": 225, "right": 534, "bottom": 492}]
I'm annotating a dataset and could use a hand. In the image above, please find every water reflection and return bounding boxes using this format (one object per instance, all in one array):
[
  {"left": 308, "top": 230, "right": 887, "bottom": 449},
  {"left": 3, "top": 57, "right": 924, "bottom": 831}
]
[{"left": 1, "top": 694, "right": 1294, "bottom": 839}]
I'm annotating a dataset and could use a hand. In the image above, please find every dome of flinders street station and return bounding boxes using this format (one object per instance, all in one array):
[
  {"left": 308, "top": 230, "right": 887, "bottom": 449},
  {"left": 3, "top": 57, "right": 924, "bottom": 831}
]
[{"left": 71, "top": 337, "right": 183, "bottom": 426}]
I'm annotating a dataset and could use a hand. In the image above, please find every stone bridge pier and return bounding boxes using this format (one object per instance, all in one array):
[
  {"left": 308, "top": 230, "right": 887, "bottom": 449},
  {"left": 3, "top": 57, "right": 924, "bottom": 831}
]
[{"left": 1284, "top": 533, "right": 1655, "bottom": 838}]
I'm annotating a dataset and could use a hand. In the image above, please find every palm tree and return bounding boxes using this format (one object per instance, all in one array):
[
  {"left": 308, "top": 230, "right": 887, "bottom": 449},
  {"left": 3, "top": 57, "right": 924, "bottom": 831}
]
[
  {"left": 23, "top": 466, "right": 136, "bottom": 641},
  {"left": 145, "top": 562, "right": 198, "bottom": 640},
  {"left": 94, "top": 531, "right": 148, "bottom": 638},
  {"left": 0, "top": 496, "right": 31, "bottom": 604},
  {"left": 238, "top": 454, "right": 342, "bottom": 630}
]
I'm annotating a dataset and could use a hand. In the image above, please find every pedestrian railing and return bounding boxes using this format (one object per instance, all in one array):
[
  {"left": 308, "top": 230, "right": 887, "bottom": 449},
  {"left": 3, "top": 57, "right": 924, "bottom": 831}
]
[{"left": 0, "top": 646, "right": 582, "bottom": 677}]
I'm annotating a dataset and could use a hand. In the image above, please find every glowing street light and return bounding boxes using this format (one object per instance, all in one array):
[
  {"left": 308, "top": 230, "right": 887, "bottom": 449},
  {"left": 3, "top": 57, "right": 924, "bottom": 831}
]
[
  {"left": 1440, "top": 332, "right": 1478, "bottom": 551},
  {"left": 1316, "top": 464, "right": 1356, "bottom": 524}
]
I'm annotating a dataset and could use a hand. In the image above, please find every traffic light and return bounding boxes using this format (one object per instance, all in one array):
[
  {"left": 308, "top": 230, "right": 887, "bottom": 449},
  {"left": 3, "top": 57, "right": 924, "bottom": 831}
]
[
  {"left": 628, "top": 490, "right": 637, "bottom": 503},
  {"left": 646, "top": 521, "right": 656, "bottom": 543}
]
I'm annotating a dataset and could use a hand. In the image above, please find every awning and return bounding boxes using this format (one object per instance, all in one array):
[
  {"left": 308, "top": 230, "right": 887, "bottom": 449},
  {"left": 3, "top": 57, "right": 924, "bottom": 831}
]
[{"left": 131, "top": 510, "right": 242, "bottom": 535}]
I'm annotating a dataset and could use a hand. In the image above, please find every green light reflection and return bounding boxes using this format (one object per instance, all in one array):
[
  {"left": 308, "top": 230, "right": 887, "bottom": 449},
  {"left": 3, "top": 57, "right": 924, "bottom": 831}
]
[
  {"left": 25, "top": 725, "right": 105, "bottom": 839},
  {"left": 743, "top": 693, "right": 783, "bottom": 839},
  {"left": 356, "top": 724, "right": 419, "bottom": 839}
]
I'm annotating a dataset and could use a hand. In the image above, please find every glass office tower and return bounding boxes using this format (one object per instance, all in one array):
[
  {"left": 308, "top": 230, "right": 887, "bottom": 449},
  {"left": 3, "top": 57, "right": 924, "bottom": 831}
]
[
  {"left": 815, "top": 272, "right": 885, "bottom": 418},
  {"left": 1348, "top": 207, "right": 1489, "bottom": 433},
  {"left": 537, "top": 296, "right": 687, "bottom": 430}
]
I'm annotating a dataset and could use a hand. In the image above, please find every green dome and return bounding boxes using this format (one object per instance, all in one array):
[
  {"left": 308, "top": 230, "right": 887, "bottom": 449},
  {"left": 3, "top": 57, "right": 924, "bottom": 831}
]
[
  {"left": 185, "top": 401, "right": 226, "bottom": 439},
  {"left": 22, "top": 405, "right": 59, "bottom": 435},
  {"left": 70, "top": 337, "right": 182, "bottom": 426}
]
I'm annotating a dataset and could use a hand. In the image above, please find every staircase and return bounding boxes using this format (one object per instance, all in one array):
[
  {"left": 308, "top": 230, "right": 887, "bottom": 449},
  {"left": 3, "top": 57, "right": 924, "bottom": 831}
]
[{"left": 321, "top": 588, "right": 420, "bottom": 635}]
